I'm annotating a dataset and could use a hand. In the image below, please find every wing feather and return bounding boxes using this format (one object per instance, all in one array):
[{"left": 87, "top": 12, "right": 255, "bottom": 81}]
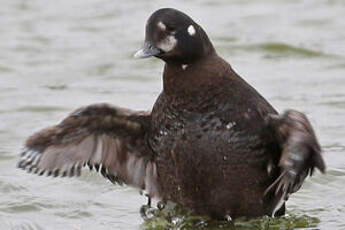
[
  {"left": 18, "top": 103, "right": 159, "bottom": 196},
  {"left": 265, "top": 110, "right": 325, "bottom": 216}
]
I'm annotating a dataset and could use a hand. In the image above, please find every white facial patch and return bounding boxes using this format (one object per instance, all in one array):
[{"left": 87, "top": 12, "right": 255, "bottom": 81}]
[
  {"left": 182, "top": 64, "right": 188, "bottom": 70},
  {"left": 157, "top": 21, "right": 166, "bottom": 31},
  {"left": 187, "top": 25, "right": 196, "bottom": 36},
  {"left": 157, "top": 35, "right": 177, "bottom": 52}
]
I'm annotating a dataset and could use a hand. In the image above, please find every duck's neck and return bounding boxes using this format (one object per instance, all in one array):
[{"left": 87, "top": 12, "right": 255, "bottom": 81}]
[{"left": 162, "top": 53, "right": 230, "bottom": 97}]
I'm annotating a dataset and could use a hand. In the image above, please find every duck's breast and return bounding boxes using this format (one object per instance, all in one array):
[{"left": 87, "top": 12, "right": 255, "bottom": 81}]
[{"left": 149, "top": 93, "right": 279, "bottom": 217}]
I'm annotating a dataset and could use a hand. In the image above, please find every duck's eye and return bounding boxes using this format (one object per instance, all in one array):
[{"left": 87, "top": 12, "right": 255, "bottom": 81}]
[
  {"left": 165, "top": 24, "right": 176, "bottom": 34},
  {"left": 157, "top": 22, "right": 176, "bottom": 34}
]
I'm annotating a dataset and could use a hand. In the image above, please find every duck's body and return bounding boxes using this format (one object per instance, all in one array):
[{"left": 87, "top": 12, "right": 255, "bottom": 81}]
[
  {"left": 150, "top": 55, "right": 280, "bottom": 217},
  {"left": 150, "top": 55, "right": 279, "bottom": 217},
  {"left": 18, "top": 8, "right": 325, "bottom": 219}
]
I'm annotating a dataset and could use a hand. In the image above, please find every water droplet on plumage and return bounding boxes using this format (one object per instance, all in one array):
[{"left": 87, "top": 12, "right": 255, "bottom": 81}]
[
  {"left": 159, "top": 130, "right": 168, "bottom": 136},
  {"left": 226, "top": 122, "right": 236, "bottom": 129},
  {"left": 225, "top": 214, "right": 232, "bottom": 221},
  {"left": 157, "top": 201, "right": 165, "bottom": 210}
]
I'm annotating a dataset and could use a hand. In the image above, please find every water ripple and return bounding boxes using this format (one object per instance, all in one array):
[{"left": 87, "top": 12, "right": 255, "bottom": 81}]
[
  {"left": 0, "top": 181, "right": 27, "bottom": 193},
  {"left": 245, "top": 42, "right": 326, "bottom": 58},
  {"left": 55, "top": 209, "right": 93, "bottom": 219},
  {"left": 14, "top": 106, "right": 67, "bottom": 113},
  {"left": 43, "top": 84, "right": 69, "bottom": 91},
  {"left": 0, "top": 220, "right": 43, "bottom": 230},
  {"left": 1, "top": 202, "right": 42, "bottom": 214}
]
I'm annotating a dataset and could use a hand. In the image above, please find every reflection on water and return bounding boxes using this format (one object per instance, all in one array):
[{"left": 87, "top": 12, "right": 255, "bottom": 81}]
[{"left": 0, "top": 0, "right": 344, "bottom": 229}]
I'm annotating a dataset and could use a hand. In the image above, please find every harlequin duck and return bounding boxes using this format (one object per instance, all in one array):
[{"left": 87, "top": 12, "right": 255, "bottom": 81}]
[{"left": 18, "top": 8, "right": 325, "bottom": 219}]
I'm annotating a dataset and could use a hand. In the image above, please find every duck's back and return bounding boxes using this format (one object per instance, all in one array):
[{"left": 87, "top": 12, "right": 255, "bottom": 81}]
[{"left": 149, "top": 55, "right": 281, "bottom": 218}]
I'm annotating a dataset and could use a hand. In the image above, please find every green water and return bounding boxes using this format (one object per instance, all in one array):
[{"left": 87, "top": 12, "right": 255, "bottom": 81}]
[
  {"left": 140, "top": 201, "right": 322, "bottom": 230},
  {"left": 0, "top": 0, "right": 344, "bottom": 229}
]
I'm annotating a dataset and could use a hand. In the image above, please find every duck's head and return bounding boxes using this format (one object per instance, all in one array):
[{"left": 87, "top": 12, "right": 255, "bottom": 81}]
[{"left": 134, "top": 8, "right": 215, "bottom": 64}]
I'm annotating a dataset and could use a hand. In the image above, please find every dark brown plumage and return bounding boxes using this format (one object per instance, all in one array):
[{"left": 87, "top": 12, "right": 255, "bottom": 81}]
[{"left": 18, "top": 8, "right": 325, "bottom": 219}]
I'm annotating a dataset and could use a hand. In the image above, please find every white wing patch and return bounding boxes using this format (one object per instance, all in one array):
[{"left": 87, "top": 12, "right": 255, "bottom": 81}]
[{"left": 187, "top": 25, "right": 196, "bottom": 36}]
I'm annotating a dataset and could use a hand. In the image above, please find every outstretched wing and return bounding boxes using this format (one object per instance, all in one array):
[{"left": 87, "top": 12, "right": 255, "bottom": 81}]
[
  {"left": 18, "top": 103, "right": 159, "bottom": 197},
  {"left": 265, "top": 110, "right": 325, "bottom": 216}
]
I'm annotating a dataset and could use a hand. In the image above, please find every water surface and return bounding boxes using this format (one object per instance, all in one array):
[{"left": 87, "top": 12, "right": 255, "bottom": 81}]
[{"left": 0, "top": 0, "right": 344, "bottom": 229}]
